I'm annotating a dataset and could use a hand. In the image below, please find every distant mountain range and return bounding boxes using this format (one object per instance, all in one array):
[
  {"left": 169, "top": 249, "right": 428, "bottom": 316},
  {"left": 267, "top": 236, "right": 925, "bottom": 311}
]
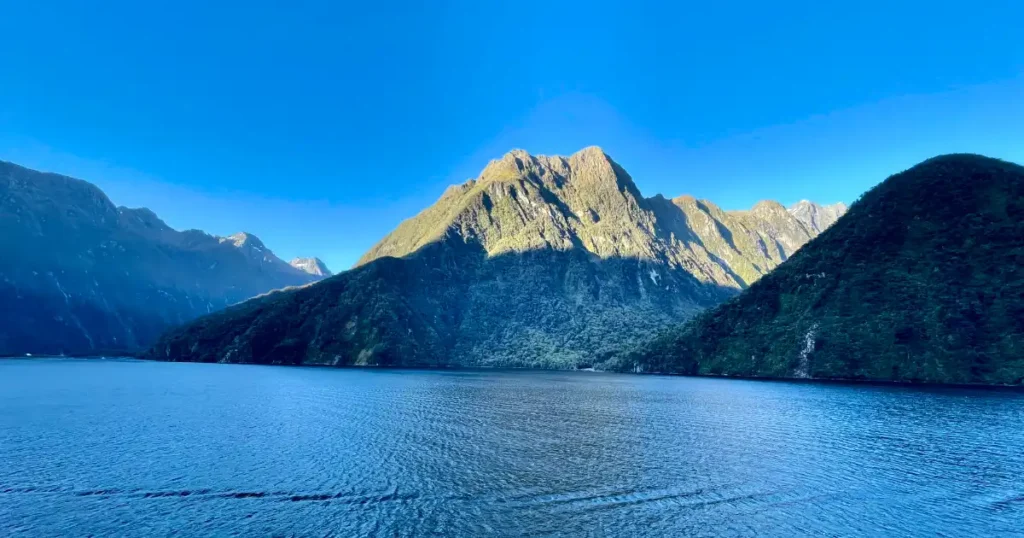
[
  {"left": 149, "top": 147, "right": 843, "bottom": 368},
  {"left": 0, "top": 161, "right": 329, "bottom": 356},
  {"left": 625, "top": 154, "right": 1024, "bottom": 385}
]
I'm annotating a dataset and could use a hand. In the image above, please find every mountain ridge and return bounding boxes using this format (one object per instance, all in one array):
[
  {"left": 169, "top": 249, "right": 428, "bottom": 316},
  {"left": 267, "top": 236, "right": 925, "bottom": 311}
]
[
  {"left": 788, "top": 200, "right": 848, "bottom": 233},
  {"left": 0, "top": 160, "right": 327, "bottom": 355},
  {"left": 150, "top": 147, "right": 842, "bottom": 368},
  {"left": 360, "top": 147, "right": 842, "bottom": 289}
]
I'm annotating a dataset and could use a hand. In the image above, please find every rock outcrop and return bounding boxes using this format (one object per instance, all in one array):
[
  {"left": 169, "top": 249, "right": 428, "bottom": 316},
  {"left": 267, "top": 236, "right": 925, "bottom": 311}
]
[
  {"left": 789, "top": 200, "right": 848, "bottom": 234},
  {"left": 290, "top": 257, "right": 332, "bottom": 277}
]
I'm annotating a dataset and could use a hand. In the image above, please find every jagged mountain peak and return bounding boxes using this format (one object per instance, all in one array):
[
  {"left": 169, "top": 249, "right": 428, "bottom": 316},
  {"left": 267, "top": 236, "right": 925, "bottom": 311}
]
[
  {"left": 359, "top": 146, "right": 837, "bottom": 289},
  {"left": 565, "top": 146, "right": 635, "bottom": 191},
  {"left": 219, "top": 232, "right": 307, "bottom": 273},
  {"left": 489, "top": 145, "right": 607, "bottom": 164},
  {"left": 223, "top": 232, "right": 267, "bottom": 250},
  {"left": 358, "top": 146, "right": 646, "bottom": 265},
  {"left": 790, "top": 199, "right": 847, "bottom": 212},
  {"left": 750, "top": 200, "right": 788, "bottom": 214},
  {"left": 478, "top": 146, "right": 622, "bottom": 187},
  {"left": 478, "top": 150, "right": 534, "bottom": 181},
  {"left": 574, "top": 145, "right": 608, "bottom": 156},
  {"left": 671, "top": 194, "right": 696, "bottom": 203},
  {"left": 788, "top": 200, "right": 848, "bottom": 233},
  {"left": 753, "top": 199, "right": 785, "bottom": 209},
  {"left": 290, "top": 257, "right": 332, "bottom": 277}
]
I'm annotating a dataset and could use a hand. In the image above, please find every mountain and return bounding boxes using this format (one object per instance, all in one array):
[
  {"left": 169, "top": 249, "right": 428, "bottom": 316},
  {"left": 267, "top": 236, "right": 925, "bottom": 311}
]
[
  {"left": 290, "top": 257, "right": 332, "bottom": 277},
  {"left": 149, "top": 147, "right": 840, "bottom": 368},
  {"left": 788, "top": 200, "right": 847, "bottom": 233},
  {"left": 624, "top": 154, "right": 1024, "bottom": 385},
  {"left": 357, "top": 148, "right": 845, "bottom": 288},
  {"left": 0, "top": 160, "right": 326, "bottom": 356}
]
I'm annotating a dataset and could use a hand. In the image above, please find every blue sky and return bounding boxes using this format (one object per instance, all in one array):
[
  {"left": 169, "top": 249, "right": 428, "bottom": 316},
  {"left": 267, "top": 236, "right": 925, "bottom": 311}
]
[{"left": 2, "top": 1, "right": 1022, "bottom": 271}]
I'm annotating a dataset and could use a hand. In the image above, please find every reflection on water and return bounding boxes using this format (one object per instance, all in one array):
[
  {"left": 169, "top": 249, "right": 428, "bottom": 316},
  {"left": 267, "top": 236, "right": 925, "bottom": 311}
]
[{"left": 1, "top": 359, "right": 1022, "bottom": 537}]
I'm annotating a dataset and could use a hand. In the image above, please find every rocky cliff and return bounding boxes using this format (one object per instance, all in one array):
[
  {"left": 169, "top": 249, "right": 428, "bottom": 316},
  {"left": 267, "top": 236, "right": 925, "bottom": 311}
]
[{"left": 789, "top": 200, "right": 848, "bottom": 233}]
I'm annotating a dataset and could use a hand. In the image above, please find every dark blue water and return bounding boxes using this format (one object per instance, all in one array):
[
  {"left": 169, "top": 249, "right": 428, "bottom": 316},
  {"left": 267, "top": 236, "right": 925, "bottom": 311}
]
[{"left": 1, "top": 359, "right": 1022, "bottom": 537}]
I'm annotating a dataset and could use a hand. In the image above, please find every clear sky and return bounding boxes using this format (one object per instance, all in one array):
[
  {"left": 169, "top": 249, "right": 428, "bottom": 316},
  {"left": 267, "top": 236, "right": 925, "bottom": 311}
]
[{"left": 2, "top": 1, "right": 1022, "bottom": 271}]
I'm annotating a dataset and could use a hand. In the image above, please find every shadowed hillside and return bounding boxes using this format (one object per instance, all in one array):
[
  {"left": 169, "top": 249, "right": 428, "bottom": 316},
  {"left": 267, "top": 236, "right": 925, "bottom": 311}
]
[
  {"left": 624, "top": 154, "right": 1024, "bottom": 385},
  {"left": 0, "top": 161, "right": 325, "bottom": 355},
  {"left": 150, "top": 242, "right": 739, "bottom": 368}
]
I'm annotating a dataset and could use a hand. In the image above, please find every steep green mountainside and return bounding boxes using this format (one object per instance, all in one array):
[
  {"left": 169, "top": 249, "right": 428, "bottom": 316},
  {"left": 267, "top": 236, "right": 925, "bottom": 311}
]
[
  {"left": 150, "top": 147, "right": 841, "bottom": 368},
  {"left": 625, "top": 154, "right": 1024, "bottom": 385},
  {"left": 0, "top": 161, "right": 324, "bottom": 355}
]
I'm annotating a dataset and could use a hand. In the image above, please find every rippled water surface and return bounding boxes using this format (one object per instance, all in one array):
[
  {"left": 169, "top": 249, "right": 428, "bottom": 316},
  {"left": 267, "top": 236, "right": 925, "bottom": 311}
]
[{"left": 2, "top": 359, "right": 1022, "bottom": 537}]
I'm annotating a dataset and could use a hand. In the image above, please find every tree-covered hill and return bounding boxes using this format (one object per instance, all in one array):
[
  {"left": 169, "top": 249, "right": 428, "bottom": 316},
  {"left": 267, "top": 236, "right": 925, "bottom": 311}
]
[{"left": 624, "top": 154, "right": 1024, "bottom": 385}]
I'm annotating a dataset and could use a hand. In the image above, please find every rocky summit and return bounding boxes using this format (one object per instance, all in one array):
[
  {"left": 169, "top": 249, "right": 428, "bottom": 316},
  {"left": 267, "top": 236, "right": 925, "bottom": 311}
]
[
  {"left": 626, "top": 154, "right": 1024, "bottom": 385},
  {"left": 788, "top": 200, "right": 847, "bottom": 234},
  {"left": 290, "top": 257, "right": 332, "bottom": 277},
  {"left": 150, "top": 147, "right": 842, "bottom": 369},
  {"left": 0, "top": 161, "right": 326, "bottom": 356}
]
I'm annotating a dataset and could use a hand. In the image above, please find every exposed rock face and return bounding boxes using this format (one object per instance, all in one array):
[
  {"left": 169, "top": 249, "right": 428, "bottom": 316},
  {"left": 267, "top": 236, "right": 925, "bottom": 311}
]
[
  {"left": 150, "top": 147, "right": 839, "bottom": 368},
  {"left": 290, "top": 257, "right": 332, "bottom": 277},
  {"left": 788, "top": 200, "right": 848, "bottom": 233},
  {"left": 359, "top": 147, "right": 834, "bottom": 289},
  {"left": 0, "top": 161, "right": 325, "bottom": 356},
  {"left": 627, "top": 154, "right": 1024, "bottom": 385}
]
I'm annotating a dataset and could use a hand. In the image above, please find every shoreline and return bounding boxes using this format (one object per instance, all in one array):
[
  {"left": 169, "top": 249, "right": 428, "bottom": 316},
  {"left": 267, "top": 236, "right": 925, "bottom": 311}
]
[{"left": 6, "top": 354, "right": 1023, "bottom": 390}]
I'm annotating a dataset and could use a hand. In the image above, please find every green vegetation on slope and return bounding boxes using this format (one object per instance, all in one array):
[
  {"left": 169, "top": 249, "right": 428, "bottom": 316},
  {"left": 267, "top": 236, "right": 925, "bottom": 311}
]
[
  {"left": 149, "top": 147, "right": 841, "bottom": 368},
  {"left": 624, "top": 154, "right": 1024, "bottom": 385},
  {"left": 359, "top": 147, "right": 840, "bottom": 291},
  {"left": 150, "top": 241, "right": 733, "bottom": 368}
]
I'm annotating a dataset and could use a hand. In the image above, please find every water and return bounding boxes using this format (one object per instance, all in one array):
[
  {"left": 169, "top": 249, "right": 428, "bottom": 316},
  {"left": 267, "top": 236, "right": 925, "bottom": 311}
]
[{"left": 1, "top": 359, "right": 1022, "bottom": 537}]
